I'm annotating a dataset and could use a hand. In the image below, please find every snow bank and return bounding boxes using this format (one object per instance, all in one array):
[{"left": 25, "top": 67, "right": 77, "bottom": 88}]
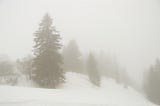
[
  {"left": 0, "top": 72, "right": 157, "bottom": 106},
  {"left": 61, "top": 72, "right": 94, "bottom": 89}
]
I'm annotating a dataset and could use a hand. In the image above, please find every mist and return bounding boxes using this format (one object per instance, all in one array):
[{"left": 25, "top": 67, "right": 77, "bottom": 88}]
[
  {"left": 0, "top": 0, "right": 160, "bottom": 105},
  {"left": 1, "top": 0, "right": 160, "bottom": 86}
]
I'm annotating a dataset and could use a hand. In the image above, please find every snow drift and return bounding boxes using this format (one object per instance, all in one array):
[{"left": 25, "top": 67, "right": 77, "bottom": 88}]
[{"left": 0, "top": 72, "right": 157, "bottom": 106}]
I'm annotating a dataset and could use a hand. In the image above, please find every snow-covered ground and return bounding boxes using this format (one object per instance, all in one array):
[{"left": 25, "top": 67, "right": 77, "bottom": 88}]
[{"left": 0, "top": 72, "right": 157, "bottom": 106}]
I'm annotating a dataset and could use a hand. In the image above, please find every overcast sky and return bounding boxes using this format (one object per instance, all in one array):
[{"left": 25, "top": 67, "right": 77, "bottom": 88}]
[{"left": 0, "top": 0, "right": 160, "bottom": 84}]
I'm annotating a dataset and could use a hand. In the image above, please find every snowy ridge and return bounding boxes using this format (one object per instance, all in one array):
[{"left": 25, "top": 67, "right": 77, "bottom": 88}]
[{"left": 0, "top": 72, "right": 157, "bottom": 106}]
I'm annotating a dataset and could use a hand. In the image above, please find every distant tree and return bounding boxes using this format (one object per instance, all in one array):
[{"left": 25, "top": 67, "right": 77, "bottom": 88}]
[
  {"left": 62, "top": 40, "right": 83, "bottom": 73},
  {"left": 16, "top": 55, "right": 33, "bottom": 80},
  {"left": 0, "top": 61, "right": 13, "bottom": 76},
  {"left": 98, "top": 52, "right": 120, "bottom": 83},
  {"left": 32, "top": 13, "right": 65, "bottom": 88},
  {"left": 87, "top": 53, "right": 100, "bottom": 86},
  {"left": 120, "top": 69, "right": 130, "bottom": 88},
  {"left": 0, "top": 57, "right": 17, "bottom": 85},
  {"left": 144, "top": 59, "right": 160, "bottom": 105}
]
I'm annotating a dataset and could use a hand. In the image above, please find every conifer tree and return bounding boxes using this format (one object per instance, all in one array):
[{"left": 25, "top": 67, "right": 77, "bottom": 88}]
[
  {"left": 87, "top": 53, "right": 100, "bottom": 86},
  {"left": 144, "top": 59, "right": 160, "bottom": 105},
  {"left": 62, "top": 40, "right": 83, "bottom": 73},
  {"left": 32, "top": 13, "right": 64, "bottom": 88}
]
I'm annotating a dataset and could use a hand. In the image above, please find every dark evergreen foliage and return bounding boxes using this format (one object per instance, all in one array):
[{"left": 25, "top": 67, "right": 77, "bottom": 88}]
[{"left": 32, "top": 13, "right": 65, "bottom": 88}]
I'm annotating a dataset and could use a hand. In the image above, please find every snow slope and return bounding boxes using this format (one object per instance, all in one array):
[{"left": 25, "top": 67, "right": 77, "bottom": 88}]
[{"left": 0, "top": 72, "right": 157, "bottom": 106}]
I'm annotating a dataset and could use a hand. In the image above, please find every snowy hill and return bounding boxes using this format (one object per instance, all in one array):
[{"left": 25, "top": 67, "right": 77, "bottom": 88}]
[{"left": 0, "top": 72, "right": 157, "bottom": 106}]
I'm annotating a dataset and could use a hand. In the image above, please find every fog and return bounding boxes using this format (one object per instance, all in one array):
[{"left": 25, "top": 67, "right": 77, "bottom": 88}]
[{"left": 0, "top": 0, "right": 160, "bottom": 86}]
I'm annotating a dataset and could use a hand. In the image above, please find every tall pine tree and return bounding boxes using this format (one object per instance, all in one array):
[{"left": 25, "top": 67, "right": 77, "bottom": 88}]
[
  {"left": 87, "top": 53, "right": 100, "bottom": 86},
  {"left": 32, "top": 13, "right": 65, "bottom": 88}
]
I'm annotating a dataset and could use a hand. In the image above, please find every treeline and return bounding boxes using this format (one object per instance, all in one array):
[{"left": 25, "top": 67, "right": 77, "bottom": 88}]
[
  {"left": 143, "top": 59, "right": 160, "bottom": 105},
  {"left": 0, "top": 55, "right": 17, "bottom": 85},
  {"left": 0, "top": 14, "right": 130, "bottom": 89},
  {"left": 62, "top": 39, "right": 131, "bottom": 87}
]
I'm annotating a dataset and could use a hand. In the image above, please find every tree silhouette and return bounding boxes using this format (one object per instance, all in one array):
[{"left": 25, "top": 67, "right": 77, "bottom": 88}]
[
  {"left": 144, "top": 59, "right": 160, "bottom": 105},
  {"left": 32, "top": 13, "right": 65, "bottom": 88},
  {"left": 62, "top": 40, "right": 83, "bottom": 73},
  {"left": 87, "top": 53, "right": 100, "bottom": 86}
]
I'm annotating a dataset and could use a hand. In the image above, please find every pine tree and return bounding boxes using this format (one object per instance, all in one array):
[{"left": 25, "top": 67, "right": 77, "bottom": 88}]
[
  {"left": 144, "top": 59, "right": 160, "bottom": 105},
  {"left": 62, "top": 40, "right": 83, "bottom": 73},
  {"left": 87, "top": 53, "right": 100, "bottom": 86},
  {"left": 32, "top": 13, "right": 65, "bottom": 88}
]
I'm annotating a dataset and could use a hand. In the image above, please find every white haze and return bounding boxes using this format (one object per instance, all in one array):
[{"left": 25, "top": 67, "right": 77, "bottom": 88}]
[{"left": 0, "top": 0, "right": 160, "bottom": 86}]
